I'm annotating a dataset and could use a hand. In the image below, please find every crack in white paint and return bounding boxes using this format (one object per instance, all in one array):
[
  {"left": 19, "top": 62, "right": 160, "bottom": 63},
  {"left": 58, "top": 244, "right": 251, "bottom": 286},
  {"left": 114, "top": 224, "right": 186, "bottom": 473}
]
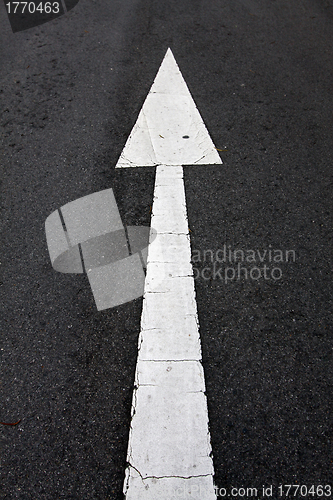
[
  {"left": 133, "top": 359, "right": 202, "bottom": 363},
  {"left": 116, "top": 48, "right": 221, "bottom": 500},
  {"left": 128, "top": 463, "right": 214, "bottom": 481}
]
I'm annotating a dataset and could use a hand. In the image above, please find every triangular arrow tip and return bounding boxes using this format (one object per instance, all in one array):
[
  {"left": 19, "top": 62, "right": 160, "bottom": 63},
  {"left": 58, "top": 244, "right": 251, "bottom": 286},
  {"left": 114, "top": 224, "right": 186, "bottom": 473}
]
[{"left": 115, "top": 48, "right": 222, "bottom": 168}]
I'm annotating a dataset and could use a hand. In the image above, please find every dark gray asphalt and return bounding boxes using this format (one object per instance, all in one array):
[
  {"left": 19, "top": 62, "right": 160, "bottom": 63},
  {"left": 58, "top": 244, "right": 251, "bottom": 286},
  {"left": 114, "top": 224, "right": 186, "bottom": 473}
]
[{"left": 1, "top": 0, "right": 333, "bottom": 498}]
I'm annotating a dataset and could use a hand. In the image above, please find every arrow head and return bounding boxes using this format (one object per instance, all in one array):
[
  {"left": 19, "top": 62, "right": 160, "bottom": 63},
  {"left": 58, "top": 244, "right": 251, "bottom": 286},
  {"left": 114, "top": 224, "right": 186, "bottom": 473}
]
[{"left": 116, "top": 48, "right": 222, "bottom": 168}]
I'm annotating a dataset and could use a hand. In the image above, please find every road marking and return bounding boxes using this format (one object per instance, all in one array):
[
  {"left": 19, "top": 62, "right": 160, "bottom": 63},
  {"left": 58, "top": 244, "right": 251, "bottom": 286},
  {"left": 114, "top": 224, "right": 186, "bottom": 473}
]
[
  {"left": 117, "top": 49, "right": 221, "bottom": 500},
  {"left": 115, "top": 48, "right": 221, "bottom": 167}
]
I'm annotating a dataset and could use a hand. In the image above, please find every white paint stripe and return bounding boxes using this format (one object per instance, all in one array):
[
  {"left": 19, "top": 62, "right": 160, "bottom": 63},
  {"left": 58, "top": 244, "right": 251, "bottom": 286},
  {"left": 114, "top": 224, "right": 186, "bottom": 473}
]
[{"left": 124, "top": 166, "right": 216, "bottom": 499}]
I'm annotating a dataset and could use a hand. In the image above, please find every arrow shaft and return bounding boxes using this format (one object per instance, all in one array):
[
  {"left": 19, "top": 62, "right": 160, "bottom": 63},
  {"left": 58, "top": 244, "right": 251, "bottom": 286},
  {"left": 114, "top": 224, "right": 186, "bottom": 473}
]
[{"left": 124, "top": 165, "right": 216, "bottom": 499}]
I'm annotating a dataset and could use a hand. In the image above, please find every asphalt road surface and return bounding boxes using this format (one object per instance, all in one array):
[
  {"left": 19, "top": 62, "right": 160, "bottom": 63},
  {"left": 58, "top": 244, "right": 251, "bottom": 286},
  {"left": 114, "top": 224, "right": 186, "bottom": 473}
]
[{"left": 1, "top": 0, "right": 333, "bottom": 498}]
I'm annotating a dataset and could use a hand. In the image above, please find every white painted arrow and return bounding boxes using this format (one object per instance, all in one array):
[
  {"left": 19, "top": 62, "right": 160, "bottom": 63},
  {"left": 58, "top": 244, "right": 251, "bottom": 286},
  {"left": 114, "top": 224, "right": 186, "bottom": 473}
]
[{"left": 116, "top": 48, "right": 222, "bottom": 500}]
